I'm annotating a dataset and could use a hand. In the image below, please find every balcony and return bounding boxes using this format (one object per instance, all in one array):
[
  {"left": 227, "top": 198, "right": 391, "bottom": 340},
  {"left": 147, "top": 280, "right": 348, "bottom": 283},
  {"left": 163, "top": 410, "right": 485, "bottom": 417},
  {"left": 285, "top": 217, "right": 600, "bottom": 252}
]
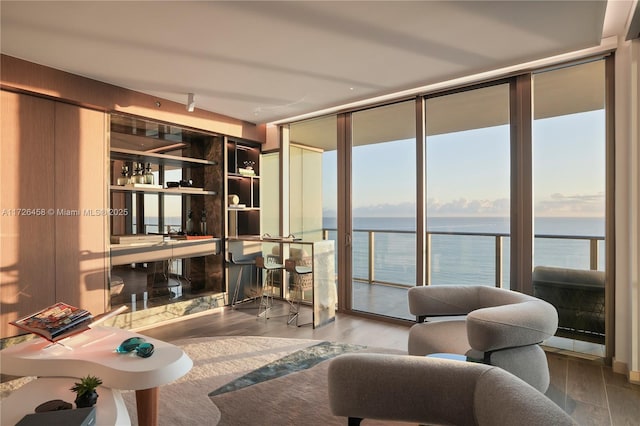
[{"left": 323, "top": 226, "right": 605, "bottom": 357}]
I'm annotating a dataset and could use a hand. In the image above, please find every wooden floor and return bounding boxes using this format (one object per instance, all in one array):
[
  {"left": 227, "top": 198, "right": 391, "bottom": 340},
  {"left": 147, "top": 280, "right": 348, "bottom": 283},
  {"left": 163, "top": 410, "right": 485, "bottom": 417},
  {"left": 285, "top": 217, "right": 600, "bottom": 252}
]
[{"left": 139, "top": 300, "right": 640, "bottom": 426}]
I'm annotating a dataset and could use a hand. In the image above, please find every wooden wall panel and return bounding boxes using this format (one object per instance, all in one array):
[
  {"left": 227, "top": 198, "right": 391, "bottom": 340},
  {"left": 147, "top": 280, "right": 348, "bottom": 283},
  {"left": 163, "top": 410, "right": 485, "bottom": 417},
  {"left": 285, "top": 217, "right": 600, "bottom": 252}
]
[
  {"left": 1, "top": 91, "right": 56, "bottom": 338},
  {"left": 54, "top": 103, "right": 108, "bottom": 315}
]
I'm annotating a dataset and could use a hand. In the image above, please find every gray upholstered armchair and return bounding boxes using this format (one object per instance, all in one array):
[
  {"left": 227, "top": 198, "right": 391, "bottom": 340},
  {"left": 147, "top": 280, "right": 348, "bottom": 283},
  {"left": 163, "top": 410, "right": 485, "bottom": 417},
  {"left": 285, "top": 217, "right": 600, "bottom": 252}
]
[
  {"left": 328, "top": 353, "right": 575, "bottom": 426},
  {"left": 408, "top": 285, "right": 558, "bottom": 392}
]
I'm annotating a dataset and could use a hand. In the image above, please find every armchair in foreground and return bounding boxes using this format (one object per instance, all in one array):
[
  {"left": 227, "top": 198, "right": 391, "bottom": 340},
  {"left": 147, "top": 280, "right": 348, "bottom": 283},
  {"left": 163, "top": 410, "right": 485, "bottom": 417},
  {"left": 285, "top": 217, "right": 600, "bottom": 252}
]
[
  {"left": 408, "top": 285, "right": 558, "bottom": 392},
  {"left": 328, "top": 353, "right": 575, "bottom": 426}
]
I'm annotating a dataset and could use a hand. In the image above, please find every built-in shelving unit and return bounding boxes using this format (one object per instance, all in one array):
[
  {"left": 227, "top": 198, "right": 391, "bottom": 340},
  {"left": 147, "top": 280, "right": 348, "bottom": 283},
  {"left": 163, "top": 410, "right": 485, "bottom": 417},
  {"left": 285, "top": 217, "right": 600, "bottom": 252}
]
[
  {"left": 226, "top": 138, "right": 262, "bottom": 237},
  {"left": 108, "top": 114, "right": 225, "bottom": 310}
]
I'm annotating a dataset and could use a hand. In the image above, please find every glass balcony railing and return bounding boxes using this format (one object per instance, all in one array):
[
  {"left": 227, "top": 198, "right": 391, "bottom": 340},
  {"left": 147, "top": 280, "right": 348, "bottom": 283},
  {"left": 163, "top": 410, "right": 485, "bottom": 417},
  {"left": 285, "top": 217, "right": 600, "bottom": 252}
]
[{"left": 323, "top": 228, "right": 604, "bottom": 288}]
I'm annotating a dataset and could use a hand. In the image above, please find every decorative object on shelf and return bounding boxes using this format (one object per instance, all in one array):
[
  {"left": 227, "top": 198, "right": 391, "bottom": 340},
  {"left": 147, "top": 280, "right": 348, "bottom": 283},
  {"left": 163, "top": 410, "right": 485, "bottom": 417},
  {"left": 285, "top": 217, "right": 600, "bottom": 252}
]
[
  {"left": 132, "top": 162, "right": 145, "bottom": 184},
  {"left": 144, "top": 162, "right": 154, "bottom": 184},
  {"left": 70, "top": 375, "right": 102, "bottom": 408},
  {"left": 166, "top": 179, "right": 194, "bottom": 188},
  {"left": 228, "top": 194, "right": 240, "bottom": 206},
  {"left": 239, "top": 167, "right": 256, "bottom": 176},
  {"left": 200, "top": 210, "right": 207, "bottom": 235},
  {"left": 117, "top": 165, "right": 129, "bottom": 186},
  {"left": 243, "top": 160, "right": 255, "bottom": 171},
  {"left": 186, "top": 210, "right": 194, "bottom": 235}
]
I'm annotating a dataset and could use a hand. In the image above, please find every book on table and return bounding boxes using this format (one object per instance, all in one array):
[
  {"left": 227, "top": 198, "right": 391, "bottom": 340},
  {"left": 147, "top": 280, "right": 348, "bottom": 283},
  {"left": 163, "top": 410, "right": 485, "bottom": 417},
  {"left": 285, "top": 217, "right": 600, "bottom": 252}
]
[
  {"left": 10, "top": 302, "right": 94, "bottom": 342},
  {"left": 16, "top": 406, "right": 96, "bottom": 426}
]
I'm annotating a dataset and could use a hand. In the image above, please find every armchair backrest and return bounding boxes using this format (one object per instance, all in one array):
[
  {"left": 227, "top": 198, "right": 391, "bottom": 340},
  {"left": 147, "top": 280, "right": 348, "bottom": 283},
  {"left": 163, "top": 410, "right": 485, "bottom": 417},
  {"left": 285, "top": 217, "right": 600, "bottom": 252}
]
[
  {"left": 328, "top": 353, "right": 575, "bottom": 426},
  {"left": 408, "top": 285, "right": 558, "bottom": 352}
]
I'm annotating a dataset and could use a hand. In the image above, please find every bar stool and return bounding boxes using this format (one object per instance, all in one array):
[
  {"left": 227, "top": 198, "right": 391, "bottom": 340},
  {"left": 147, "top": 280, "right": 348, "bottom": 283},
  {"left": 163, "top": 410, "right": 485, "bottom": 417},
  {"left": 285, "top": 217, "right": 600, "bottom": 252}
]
[
  {"left": 227, "top": 252, "right": 256, "bottom": 309},
  {"left": 285, "top": 257, "right": 313, "bottom": 326},
  {"left": 255, "top": 254, "right": 283, "bottom": 319},
  {"left": 150, "top": 258, "right": 183, "bottom": 299}
]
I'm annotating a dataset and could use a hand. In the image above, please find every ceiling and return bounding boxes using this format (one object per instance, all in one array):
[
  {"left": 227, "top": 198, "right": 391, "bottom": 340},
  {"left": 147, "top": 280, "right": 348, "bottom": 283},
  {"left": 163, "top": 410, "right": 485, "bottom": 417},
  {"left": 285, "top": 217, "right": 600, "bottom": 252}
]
[{"left": 0, "top": 1, "right": 635, "bottom": 126}]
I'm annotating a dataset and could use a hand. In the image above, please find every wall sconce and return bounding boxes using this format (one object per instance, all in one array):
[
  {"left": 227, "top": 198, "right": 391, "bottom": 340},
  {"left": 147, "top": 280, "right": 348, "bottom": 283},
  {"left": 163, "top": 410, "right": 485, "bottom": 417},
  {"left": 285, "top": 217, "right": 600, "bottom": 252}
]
[{"left": 187, "top": 93, "right": 195, "bottom": 112}]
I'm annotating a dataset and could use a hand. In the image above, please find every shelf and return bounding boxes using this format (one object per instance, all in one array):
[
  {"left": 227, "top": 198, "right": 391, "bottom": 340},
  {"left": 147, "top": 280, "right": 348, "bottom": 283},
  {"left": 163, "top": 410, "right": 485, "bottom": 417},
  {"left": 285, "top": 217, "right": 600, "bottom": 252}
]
[
  {"left": 110, "top": 185, "right": 217, "bottom": 195},
  {"left": 227, "top": 173, "right": 260, "bottom": 179},
  {"left": 110, "top": 238, "right": 221, "bottom": 266},
  {"left": 228, "top": 206, "right": 260, "bottom": 211},
  {"left": 110, "top": 147, "right": 216, "bottom": 167}
]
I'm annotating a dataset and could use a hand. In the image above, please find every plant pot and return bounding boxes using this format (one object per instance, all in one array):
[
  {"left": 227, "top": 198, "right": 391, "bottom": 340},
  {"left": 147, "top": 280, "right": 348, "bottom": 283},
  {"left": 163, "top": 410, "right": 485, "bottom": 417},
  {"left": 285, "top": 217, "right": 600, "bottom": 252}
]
[{"left": 75, "top": 390, "right": 99, "bottom": 408}]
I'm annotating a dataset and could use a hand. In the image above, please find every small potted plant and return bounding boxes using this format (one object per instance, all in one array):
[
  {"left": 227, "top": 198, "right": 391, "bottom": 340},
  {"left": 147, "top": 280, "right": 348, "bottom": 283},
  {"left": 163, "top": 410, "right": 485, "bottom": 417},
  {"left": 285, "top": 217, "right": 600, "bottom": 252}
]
[{"left": 70, "top": 374, "right": 102, "bottom": 408}]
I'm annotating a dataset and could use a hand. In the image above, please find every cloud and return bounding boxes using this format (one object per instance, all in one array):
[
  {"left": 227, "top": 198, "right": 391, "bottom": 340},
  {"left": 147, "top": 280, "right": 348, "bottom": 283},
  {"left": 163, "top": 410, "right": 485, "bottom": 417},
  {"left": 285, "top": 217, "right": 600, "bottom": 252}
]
[
  {"left": 535, "top": 192, "right": 604, "bottom": 217},
  {"left": 427, "top": 197, "right": 509, "bottom": 217},
  {"left": 324, "top": 192, "right": 604, "bottom": 218},
  {"left": 353, "top": 202, "right": 416, "bottom": 217}
]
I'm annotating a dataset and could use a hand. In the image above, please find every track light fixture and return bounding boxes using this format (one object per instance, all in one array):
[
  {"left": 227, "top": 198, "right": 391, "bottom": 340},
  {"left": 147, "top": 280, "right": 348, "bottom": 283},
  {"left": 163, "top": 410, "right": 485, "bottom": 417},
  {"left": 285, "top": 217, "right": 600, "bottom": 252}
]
[{"left": 187, "top": 93, "right": 195, "bottom": 112}]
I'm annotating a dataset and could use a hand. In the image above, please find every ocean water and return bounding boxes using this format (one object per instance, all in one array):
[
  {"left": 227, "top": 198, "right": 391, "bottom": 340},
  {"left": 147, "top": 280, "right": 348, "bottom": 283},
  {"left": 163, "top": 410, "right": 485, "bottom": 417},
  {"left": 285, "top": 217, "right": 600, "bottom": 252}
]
[
  {"left": 141, "top": 215, "right": 605, "bottom": 287},
  {"left": 323, "top": 216, "right": 605, "bottom": 287}
]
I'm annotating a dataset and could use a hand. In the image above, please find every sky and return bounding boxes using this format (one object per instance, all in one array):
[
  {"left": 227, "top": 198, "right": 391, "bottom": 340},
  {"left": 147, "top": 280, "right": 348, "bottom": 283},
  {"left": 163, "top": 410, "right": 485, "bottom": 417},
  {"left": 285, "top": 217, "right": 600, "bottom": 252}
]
[{"left": 322, "top": 109, "right": 605, "bottom": 218}]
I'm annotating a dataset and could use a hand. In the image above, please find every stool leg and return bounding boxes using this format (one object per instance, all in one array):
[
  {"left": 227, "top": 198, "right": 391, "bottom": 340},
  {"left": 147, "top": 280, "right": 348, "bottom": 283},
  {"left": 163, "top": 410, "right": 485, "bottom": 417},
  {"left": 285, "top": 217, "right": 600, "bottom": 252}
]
[
  {"left": 257, "top": 269, "right": 271, "bottom": 319},
  {"left": 287, "top": 288, "right": 298, "bottom": 325},
  {"left": 295, "top": 298, "right": 301, "bottom": 326},
  {"left": 231, "top": 265, "right": 244, "bottom": 309}
]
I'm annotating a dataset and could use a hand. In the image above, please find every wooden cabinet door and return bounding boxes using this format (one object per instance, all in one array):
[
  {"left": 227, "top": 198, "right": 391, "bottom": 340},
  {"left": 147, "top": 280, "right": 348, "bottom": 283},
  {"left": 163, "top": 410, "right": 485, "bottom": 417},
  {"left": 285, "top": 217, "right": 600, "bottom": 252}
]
[
  {"left": 54, "top": 103, "right": 108, "bottom": 315},
  {"left": 1, "top": 91, "right": 56, "bottom": 338},
  {"left": 1, "top": 93, "right": 109, "bottom": 339}
]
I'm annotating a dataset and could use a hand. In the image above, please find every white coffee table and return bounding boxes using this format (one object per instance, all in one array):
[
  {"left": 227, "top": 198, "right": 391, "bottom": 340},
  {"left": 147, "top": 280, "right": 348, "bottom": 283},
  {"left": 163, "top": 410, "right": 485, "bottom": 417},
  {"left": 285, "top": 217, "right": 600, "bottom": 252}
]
[
  {"left": 0, "top": 326, "right": 192, "bottom": 426},
  {"left": 1, "top": 377, "right": 130, "bottom": 425}
]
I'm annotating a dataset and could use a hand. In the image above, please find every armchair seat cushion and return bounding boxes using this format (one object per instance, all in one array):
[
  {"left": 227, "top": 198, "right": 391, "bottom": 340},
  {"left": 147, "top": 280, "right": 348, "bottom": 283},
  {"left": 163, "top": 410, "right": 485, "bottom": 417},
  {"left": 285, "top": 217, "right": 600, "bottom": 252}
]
[{"left": 408, "top": 319, "right": 469, "bottom": 356}]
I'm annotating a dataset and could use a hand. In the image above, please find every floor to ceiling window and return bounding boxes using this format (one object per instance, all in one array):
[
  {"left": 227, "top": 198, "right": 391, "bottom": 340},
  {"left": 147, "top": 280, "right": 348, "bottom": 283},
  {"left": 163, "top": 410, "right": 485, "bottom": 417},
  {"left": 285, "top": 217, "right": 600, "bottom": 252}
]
[
  {"left": 289, "top": 116, "right": 337, "bottom": 306},
  {"left": 532, "top": 59, "right": 607, "bottom": 356},
  {"left": 278, "top": 57, "right": 612, "bottom": 361},
  {"left": 350, "top": 101, "right": 416, "bottom": 319},
  {"left": 425, "top": 83, "right": 511, "bottom": 288}
]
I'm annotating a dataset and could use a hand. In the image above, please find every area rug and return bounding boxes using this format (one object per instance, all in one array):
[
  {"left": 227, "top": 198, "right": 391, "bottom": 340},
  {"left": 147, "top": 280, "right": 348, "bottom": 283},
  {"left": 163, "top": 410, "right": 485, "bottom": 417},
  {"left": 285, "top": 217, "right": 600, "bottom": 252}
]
[
  {"left": 2, "top": 336, "right": 412, "bottom": 425},
  {"left": 123, "top": 335, "right": 411, "bottom": 426},
  {"left": 121, "top": 335, "right": 323, "bottom": 425}
]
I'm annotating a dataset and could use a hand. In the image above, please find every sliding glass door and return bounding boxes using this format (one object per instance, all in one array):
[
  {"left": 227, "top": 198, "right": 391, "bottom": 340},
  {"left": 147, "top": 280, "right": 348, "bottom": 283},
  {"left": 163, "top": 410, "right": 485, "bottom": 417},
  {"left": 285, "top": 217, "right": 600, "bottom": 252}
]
[
  {"left": 350, "top": 101, "right": 416, "bottom": 319},
  {"left": 425, "top": 83, "right": 511, "bottom": 288},
  {"left": 532, "top": 60, "right": 607, "bottom": 356}
]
